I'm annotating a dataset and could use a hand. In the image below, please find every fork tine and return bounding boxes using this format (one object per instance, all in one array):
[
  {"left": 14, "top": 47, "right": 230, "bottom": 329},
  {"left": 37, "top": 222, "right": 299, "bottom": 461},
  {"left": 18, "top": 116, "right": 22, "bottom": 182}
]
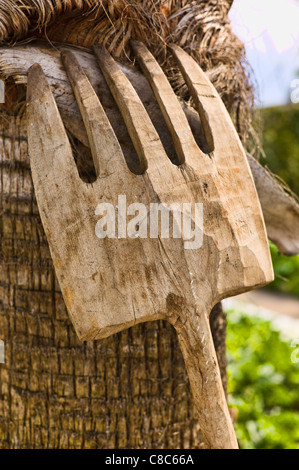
[
  {"left": 27, "top": 63, "right": 82, "bottom": 202},
  {"left": 61, "top": 50, "right": 130, "bottom": 180},
  {"left": 131, "top": 40, "right": 206, "bottom": 166},
  {"left": 170, "top": 45, "right": 242, "bottom": 158},
  {"left": 93, "top": 45, "right": 172, "bottom": 175}
]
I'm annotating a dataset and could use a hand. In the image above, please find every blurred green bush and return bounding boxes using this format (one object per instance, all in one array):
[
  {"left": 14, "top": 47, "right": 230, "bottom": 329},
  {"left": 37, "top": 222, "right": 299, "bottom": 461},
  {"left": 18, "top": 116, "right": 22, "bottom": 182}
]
[
  {"left": 259, "top": 104, "right": 299, "bottom": 297},
  {"left": 261, "top": 103, "right": 299, "bottom": 195},
  {"left": 227, "top": 309, "right": 299, "bottom": 449},
  {"left": 227, "top": 97, "right": 299, "bottom": 449},
  {"left": 268, "top": 243, "right": 299, "bottom": 297}
]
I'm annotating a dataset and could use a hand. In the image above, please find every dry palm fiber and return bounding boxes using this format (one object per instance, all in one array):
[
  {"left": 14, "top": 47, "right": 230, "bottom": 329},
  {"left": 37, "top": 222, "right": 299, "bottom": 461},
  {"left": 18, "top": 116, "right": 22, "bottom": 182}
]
[{"left": 0, "top": 0, "right": 253, "bottom": 144}]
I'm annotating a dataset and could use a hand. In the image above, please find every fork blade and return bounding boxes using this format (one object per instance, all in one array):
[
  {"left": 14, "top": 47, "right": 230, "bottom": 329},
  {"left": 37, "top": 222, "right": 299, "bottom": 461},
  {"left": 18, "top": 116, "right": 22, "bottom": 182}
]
[
  {"left": 61, "top": 50, "right": 130, "bottom": 180},
  {"left": 131, "top": 40, "right": 205, "bottom": 166},
  {"left": 27, "top": 63, "right": 82, "bottom": 213},
  {"left": 169, "top": 45, "right": 242, "bottom": 158},
  {"left": 93, "top": 44, "right": 172, "bottom": 176}
]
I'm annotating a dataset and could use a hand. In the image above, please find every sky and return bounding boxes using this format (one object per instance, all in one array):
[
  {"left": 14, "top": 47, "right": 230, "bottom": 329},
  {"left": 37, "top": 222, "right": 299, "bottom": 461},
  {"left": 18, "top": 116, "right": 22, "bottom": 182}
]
[{"left": 229, "top": 0, "right": 299, "bottom": 108}]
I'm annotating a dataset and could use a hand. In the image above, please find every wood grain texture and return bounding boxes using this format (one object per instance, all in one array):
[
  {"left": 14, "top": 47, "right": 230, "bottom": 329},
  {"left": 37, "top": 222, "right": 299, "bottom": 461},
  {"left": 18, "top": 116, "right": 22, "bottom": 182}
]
[
  {"left": 1, "top": 44, "right": 297, "bottom": 255},
  {"left": 0, "top": 104, "right": 228, "bottom": 449},
  {"left": 247, "top": 154, "right": 299, "bottom": 256},
  {"left": 26, "top": 45, "right": 273, "bottom": 448}
]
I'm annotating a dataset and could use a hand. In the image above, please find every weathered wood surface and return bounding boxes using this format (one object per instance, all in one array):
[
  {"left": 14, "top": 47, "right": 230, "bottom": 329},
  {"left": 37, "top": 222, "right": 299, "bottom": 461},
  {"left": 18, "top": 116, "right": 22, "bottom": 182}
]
[
  {"left": 26, "top": 43, "right": 273, "bottom": 448},
  {"left": 1, "top": 43, "right": 298, "bottom": 256},
  {"left": 247, "top": 154, "right": 299, "bottom": 256},
  {"left": 0, "top": 102, "right": 228, "bottom": 448}
]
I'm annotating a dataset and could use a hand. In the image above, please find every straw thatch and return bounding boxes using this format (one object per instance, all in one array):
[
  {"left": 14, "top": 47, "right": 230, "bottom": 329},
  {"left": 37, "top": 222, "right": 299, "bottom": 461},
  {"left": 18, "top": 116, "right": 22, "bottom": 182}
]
[{"left": 0, "top": 0, "right": 254, "bottom": 143}]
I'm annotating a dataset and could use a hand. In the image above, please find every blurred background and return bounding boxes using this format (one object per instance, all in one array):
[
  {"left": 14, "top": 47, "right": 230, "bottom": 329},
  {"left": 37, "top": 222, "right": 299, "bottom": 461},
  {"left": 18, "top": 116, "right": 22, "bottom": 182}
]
[{"left": 223, "top": 0, "right": 299, "bottom": 449}]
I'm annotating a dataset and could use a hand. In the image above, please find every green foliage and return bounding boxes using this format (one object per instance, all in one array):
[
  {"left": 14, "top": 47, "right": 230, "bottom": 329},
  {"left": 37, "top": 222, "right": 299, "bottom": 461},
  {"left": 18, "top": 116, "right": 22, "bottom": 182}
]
[
  {"left": 227, "top": 92, "right": 299, "bottom": 449},
  {"left": 261, "top": 103, "right": 299, "bottom": 195},
  {"left": 258, "top": 103, "right": 299, "bottom": 297},
  {"left": 269, "top": 242, "right": 299, "bottom": 296},
  {"left": 227, "top": 309, "right": 299, "bottom": 449}
]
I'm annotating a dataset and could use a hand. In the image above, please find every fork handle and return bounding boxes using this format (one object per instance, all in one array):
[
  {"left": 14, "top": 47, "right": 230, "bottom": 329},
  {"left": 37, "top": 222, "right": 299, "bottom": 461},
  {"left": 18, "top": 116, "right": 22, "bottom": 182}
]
[{"left": 173, "top": 309, "right": 238, "bottom": 449}]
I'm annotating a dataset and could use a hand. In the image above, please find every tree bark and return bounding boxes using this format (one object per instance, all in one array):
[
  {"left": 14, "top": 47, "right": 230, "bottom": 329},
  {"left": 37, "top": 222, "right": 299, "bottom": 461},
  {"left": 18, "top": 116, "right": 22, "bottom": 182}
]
[{"left": 0, "top": 107, "right": 227, "bottom": 449}]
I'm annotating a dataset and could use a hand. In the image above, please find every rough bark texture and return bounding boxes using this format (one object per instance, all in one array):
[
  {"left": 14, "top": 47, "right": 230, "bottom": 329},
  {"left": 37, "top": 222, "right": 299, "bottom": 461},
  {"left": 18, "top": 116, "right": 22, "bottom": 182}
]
[{"left": 0, "top": 107, "right": 228, "bottom": 449}]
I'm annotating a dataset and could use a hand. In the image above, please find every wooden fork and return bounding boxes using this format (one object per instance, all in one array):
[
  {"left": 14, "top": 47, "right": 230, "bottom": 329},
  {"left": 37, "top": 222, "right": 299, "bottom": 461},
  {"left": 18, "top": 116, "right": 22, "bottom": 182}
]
[{"left": 26, "top": 42, "right": 273, "bottom": 448}]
